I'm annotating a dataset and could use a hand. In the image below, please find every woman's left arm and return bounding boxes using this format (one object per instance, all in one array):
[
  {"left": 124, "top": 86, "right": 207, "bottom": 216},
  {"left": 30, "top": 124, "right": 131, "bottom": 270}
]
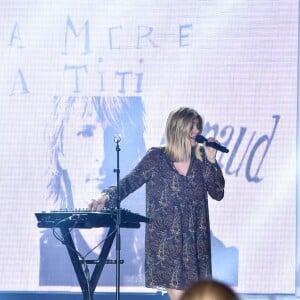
[
  {"left": 203, "top": 158, "right": 225, "bottom": 201},
  {"left": 202, "top": 138, "right": 225, "bottom": 201}
]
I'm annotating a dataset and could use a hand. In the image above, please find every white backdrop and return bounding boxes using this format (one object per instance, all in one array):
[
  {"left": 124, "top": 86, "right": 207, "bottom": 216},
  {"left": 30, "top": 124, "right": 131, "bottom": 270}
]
[{"left": 0, "top": 0, "right": 297, "bottom": 294}]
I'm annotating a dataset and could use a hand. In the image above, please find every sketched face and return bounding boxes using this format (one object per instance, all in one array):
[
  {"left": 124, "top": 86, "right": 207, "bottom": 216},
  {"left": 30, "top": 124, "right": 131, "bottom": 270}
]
[
  {"left": 48, "top": 96, "right": 146, "bottom": 210},
  {"left": 60, "top": 103, "right": 105, "bottom": 208}
]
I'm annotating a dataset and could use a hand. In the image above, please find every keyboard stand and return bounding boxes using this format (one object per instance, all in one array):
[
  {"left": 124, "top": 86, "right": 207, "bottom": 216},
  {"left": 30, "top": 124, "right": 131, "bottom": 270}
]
[
  {"left": 35, "top": 209, "right": 149, "bottom": 300},
  {"left": 60, "top": 225, "right": 117, "bottom": 300}
]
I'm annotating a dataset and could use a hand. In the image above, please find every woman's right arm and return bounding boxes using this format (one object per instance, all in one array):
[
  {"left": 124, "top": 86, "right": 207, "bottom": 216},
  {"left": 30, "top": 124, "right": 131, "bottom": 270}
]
[{"left": 89, "top": 147, "right": 159, "bottom": 211}]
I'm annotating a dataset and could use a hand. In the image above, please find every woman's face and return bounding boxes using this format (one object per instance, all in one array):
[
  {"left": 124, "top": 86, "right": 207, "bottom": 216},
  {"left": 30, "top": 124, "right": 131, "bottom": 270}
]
[
  {"left": 189, "top": 123, "right": 200, "bottom": 148},
  {"left": 60, "top": 105, "right": 105, "bottom": 208}
]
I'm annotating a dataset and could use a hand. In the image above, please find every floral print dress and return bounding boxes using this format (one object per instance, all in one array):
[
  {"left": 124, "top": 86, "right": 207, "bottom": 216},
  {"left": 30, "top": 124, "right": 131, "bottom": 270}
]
[{"left": 104, "top": 146, "right": 225, "bottom": 290}]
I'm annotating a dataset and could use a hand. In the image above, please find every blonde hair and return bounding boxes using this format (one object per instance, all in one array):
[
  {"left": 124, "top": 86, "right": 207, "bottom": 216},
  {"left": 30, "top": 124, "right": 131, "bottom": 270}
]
[{"left": 165, "top": 107, "right": 203, "bottom": 162}]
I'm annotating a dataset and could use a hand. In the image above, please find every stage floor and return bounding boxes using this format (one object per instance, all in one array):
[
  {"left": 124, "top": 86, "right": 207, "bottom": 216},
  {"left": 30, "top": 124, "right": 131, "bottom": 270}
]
[{"left": 0, "top": 292, "right": 298, "bottom": 300}]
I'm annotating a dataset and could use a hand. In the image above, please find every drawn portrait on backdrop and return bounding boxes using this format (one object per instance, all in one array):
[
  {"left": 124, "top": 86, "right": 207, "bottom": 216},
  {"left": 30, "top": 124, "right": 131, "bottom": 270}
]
[{"left": 39, "top": 95, "right": 146, "bottom": 286}]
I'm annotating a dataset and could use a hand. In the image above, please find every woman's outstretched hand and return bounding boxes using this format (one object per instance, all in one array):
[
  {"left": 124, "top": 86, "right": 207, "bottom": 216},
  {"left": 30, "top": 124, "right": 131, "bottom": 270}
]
[{"left": 88, "top": 193, "right": 109, "bottom": 211}]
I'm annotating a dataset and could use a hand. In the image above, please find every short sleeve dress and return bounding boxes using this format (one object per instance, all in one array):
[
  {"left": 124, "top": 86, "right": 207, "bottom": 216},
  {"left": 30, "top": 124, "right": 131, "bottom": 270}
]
[{"left": 104, "top": 146, "right": 225, "bottom": 290}]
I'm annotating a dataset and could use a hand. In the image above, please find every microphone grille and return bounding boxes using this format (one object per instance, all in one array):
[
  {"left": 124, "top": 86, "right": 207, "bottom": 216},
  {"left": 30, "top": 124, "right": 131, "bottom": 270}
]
[{"left": 195, "top": 135, "right": 206, "bottom": 143}]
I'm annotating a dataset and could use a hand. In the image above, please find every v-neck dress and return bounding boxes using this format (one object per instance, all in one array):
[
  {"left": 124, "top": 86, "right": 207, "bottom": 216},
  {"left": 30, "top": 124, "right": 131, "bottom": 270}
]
[{"left": 104, "top": 146, "right": 225, "bottom": 290}]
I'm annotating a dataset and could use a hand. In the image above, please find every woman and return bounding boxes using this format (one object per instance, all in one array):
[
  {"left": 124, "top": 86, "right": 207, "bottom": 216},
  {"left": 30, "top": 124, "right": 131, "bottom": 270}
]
[{"left": 89, "top": 106, "right": 225, "bottom": 300}]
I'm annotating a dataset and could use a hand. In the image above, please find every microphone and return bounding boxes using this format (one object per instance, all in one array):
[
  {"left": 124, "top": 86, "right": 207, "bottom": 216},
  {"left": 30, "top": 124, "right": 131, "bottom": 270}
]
[
  {"left": 195, "top": 134, "right": 229, "bottom": 153},
  {"left": 114, "top": 134, "right": 121, "bottom": 143}
]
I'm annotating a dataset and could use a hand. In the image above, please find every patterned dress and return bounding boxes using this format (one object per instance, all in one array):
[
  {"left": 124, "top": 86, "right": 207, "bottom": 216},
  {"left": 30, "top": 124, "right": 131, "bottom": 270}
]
[{"left": 104, "top": 146, "right": 225, "bottom": 290}]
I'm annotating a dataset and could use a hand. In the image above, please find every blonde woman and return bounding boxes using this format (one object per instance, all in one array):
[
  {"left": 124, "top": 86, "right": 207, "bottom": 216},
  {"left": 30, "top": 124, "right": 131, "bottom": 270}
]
[{"left": 90, "top": 106, "right": 225, "bottom": 300}]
